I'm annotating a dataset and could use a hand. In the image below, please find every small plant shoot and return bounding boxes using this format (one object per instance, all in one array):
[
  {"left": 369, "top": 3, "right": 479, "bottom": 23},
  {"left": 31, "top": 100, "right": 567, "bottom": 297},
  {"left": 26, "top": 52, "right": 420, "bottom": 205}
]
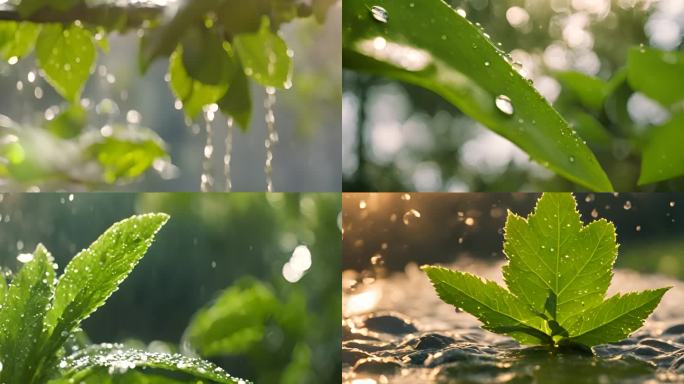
[
  {"left": 423, "top": 193, "right": 670, "bottom": 351},
  {"left": 0, "top": 213, "right": 249, "bottom": 384}
]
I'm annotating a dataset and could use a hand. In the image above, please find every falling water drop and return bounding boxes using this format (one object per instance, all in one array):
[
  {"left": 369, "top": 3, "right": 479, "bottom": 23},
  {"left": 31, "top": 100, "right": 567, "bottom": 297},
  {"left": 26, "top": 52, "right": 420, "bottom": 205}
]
[
  {"left": 264, "top": 87, "right": 278, "bottom": 192},
  {"left": 224, "top": 117, "right": 234, "bottom": 192},
  {"left": 623, "top": 200, "right": 632, "bottom": 210},
  {"left": 200, "top": 105, "right": 218, "bottom": 192},
  {"left": 370, "top": 6, "right": 388, "bottom": 23},
  {"left": 495, "top": 95, "right": 514, "bottom": 115}
]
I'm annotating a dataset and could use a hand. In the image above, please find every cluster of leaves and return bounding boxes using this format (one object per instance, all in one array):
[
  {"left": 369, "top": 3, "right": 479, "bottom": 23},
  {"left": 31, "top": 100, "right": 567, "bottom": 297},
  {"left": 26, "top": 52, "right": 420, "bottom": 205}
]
[
  {"left": 423, "top": 193, "right": 670, "bottom": 350},
  {"left": 184, "top": 278, "right": 312, "bottom": 383},
  {"left": 0, "top": 213, "right": 248, "bottom": 383},
  {"left": 343, "top": 0, "right": 684, "bottom": 191},
  {"left": 0, "top": 0, "right": 336, "bottom": 187}
]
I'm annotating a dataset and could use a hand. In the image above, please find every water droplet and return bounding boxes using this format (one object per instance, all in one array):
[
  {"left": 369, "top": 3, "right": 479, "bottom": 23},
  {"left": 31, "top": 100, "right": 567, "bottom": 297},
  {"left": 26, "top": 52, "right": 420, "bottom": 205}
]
[
  {"left": 401, "top": 193, "right": 411, "bottom": 201},
  {"left": 224, "top": 118, "right": 234, "bottom": 192},
  {"left": 495, "top": 95, "right": 514, "bottom": 115},
  {"left": 17, "top": 253, "right": 34, "bottom": 263},
  {"left": 669, "top": 201, "right": 676, "bottom": 207},
  {"left": 370, "top": 254, "right": 384, "bottom": 266},
  {"left": 264, "top": 87, "right": 278, "bottom": 192},
  {"left": 568, "top": 156, "right": 575, "bottom": 163},
  {"left": 370, "top": 6, "right": 388, "bottom": 23},
  {"left": 403, "top": 209, "right": 421, "bottom": 225},
  {"left": 623, "top": 200, "right": 632, "bottom": 210},
  {"left": 635, "top": 225, "right": 641, "bottom": 232},
  {"left": 456, "top": 8, "right": 467, "bottom": 17},
  {"left": 591, "top": 209, "right": 598, "bottom": 218},
  {"left": 484, "top": 61, "right": 490, "bottom": 67},
  {"left": 464, "top": 217, "right": 475, "bottom": 226},
  {"left": 359, "top": 200, "right": 367, "bottom": 209}
]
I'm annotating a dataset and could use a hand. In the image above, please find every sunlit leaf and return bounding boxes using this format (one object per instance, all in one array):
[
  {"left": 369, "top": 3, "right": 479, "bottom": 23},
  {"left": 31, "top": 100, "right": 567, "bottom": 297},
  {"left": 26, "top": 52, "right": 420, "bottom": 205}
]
[
  {"left": 233, "top": 17, "right": 293, "bottom": 89},
  {"left": 169, "top": 48, "right": 228, "bottom": 119},
  {"left": 628, "top": 47, "right": 684, "bottom": 109},
  {"left": 343, "top": 0, "right": 613, "bottom": 191},
  {"left": 181, "top": 25, "right": 234, "bottom": 86},
  {"left": 0, "top": 21, "right": 40, "bottom": 60},
  {"left": 639, "top": 112, "right": 684, "bottom": 185},
  {"left": 55, "top": 344, "right": 248, "bottom": 384},
  {"left": 0, "top": 245, "right": 55, "bottom": 383},
  {"left": 556, "top": 71, "right": 609, "bottom": 112},
  {"left": 36, "top": 23, "right": 96, "bottom": 102}
]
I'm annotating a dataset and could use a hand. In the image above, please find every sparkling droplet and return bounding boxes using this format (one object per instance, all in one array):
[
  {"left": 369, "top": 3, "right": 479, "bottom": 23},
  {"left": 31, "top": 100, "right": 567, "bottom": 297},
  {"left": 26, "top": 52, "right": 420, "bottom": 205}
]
[
  {"left": 402, "top": 209, "right": 421, "bottom": 225},
  {"left": 495, "top": 95, "right": 514, "bottom": 115},
  {"left": 623, "top": 200, "right": 632, "bottom": 210},
  {"left": 224, "top": 118, "right": 234, "bottom": 192},
  {"left": 264, "top": 87, "right": 278, "bottom": 192},
  {"left": 568, "top": 156, "right": 575, "bottom": 163},
  {"left": 370, "top": 6, "right": 388, "bottom": 23}
]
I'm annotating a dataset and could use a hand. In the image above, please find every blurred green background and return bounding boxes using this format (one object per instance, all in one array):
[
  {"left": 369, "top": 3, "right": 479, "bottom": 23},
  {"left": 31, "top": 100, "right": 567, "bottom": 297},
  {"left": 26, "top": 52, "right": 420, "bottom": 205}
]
[
  {"left": 343, "top": 0, "right": 684, "bottom": 191},
  {"left": 0, "top": 192, "right": 341, "bottom": 383},
  {"left": 343, "top": 192, "right": 684, "bottom": 279}
]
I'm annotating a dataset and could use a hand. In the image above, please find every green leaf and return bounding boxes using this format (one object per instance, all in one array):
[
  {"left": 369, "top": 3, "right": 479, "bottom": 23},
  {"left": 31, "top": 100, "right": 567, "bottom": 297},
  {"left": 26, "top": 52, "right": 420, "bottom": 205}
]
[
  {"left": 36, "top": 23, "right": 96, "bottom": 102},
  {"left": 181, "top": 25, "right": 234, "bottom": 86},
  {"left": 556, "top": 71, "right": 609, "bottom": 112},
  {"left": 0, "top": 22, "right": 41, "bottom": 61},
  {"left": 628, "top": 47, "right": 684, "bottom": 109},
  {"left": 16, "top": 0, "right": 50, "bottom": 17},
  {"left": 169, "top": 48, "right": 229, "bottom": 120},
  {"left": 503, "top": 193, "right": 617, "bottom": 325},
  {"left": 47, "top": 104, "right": 86, "bottom": 139},
  {"left": 422, "top": 266, "right": 549, "bottom": 345},
  {"left": 343, "top": 0, "right": 613, "bottom": 191},
  {"left": 565, "top": 110, "right": 612, "bottom": 147},
  {"left": 639, "top": 112, "right": 684, "bottom": 185},
  {"left": 0, "top": 244, "right": 55, "bottom": 384},
  {"left": 564, "top": 288, "right": 670, "bottom": 347},
  {"left": 55, "top": 344, "right": 249, "bottom": 384},
  {"left": 423, "top": 193, "right": 669, "bottom": 349},
  {"left": 83, "top": 127, "right": 168, "bottom": 184},
  {"left": 218, "top": 58, "right": 253, "bottom": 131},
  {"left": 185, "top": 279, "right": 280, "bottom": 356},
  {"left": 41, "top": 214, "right": 169, "bottom": 366},
  {"left": 233, "top": 17, "right": 293, "bottom": 89}
]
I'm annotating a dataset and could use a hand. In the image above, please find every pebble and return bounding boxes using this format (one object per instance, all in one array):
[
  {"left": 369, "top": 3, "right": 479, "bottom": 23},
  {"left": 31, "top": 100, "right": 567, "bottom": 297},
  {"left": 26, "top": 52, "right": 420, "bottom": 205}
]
[
  {"left": 342, "top": 347, "right": 371, "bottom": 365},
  {"left": 402, "top": 333, "right": 455, "bottom": 350},
  {"left": 361, "top": 312, "right": 418, "bottom": 335},
  {"left": 353, "top": 357, "right": 403, "bottom": 375},
  {"left": 663, "top": 323, "right": 684, "bottom": 335}
]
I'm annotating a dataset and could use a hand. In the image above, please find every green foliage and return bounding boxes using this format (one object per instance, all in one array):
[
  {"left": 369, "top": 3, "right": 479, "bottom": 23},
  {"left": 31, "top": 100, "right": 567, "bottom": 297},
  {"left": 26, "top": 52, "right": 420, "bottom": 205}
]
[
  {"left": 0, "top": 21, "right": 40, "bottom": 60},
  {"left": 343, "top": 0, "right": 613, "bottom": 191},
  {"left": 639, "top": 113, "right": 684, "bottom": 185},
  {"left": 35, "top": 23, "right": 96, "bottom": 102},
  {"left": 0, "top": 213, "right": 249, "bottom": 383},
  {"left": 185, "top": 279, "right": 310, "bottom": 383},
  {"left": 423, "top": 193, "right": 670, "bottom": 350},
  {"left": 627, "top": 47, "right": 684, "bottom": 109}
]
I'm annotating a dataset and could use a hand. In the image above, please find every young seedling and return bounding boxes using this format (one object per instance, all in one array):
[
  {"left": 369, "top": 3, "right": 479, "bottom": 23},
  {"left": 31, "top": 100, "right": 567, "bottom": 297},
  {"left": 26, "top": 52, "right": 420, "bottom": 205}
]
[
  {"left": 423, "top": 193, "right": 670, "bottom": 351},
  {"left": 0, "top": 213, "right": 249, "bottom": 384}
]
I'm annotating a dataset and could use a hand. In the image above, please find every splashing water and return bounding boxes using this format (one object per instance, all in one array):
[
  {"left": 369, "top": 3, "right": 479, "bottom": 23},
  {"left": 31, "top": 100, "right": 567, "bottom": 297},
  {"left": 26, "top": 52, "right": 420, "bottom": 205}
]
[
  {"left": 224, "top": 117, "right": 234, "bottom": 192},
  {"left": 264, "top": 87, "right": 279, "bottom": 192},
  {"left": 200, "top": 105, "right": 218, "bottom": 192}
]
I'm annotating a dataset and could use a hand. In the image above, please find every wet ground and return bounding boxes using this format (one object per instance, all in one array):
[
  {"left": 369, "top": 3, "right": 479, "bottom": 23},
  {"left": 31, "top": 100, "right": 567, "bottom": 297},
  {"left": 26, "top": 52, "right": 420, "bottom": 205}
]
[{"left": 342, "top": 261, "right": 684, "bottom": 383}]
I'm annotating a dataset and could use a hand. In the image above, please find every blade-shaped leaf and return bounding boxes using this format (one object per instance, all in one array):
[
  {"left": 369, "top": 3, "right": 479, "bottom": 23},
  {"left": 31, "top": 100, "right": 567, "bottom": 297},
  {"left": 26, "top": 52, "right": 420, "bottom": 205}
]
[
  {"left": 343, "top": 0, "right": 613, "bottom": 191},
  {"left": 55, "top": 344, "right": 249, "bottom": 384},
  {"left": 639, "top": 112, "right": 684, "bottom": 185},
  {"left": 503, "top": 193, "right": 617, "bottom": 325},
  {"left": 0, "top": 244, "right": 55, "bottom": 384},
  {"left": 564, "top": 288, "right": 670, "bottom": 347},
  {"left": 422, "top": 266, "right": 549, "bottom": 345},
  {"left": 628, "top": 47, "right": 684, "bottom": 108},
  {"left": 42, "top": 214, "right": 169, "bottom": 359},
  {"left": 36, "top": 23, "right": 96, "bottom": 103}
]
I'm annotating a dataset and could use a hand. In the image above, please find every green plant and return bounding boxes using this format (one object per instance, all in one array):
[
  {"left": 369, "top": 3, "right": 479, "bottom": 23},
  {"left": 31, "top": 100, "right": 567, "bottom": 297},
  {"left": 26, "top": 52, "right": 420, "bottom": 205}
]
[
  {"left": 422, "top": 193, "right": 670, "bottom": 351},
  {"left": 343, "top": 0, "right": 684, "bottom": 191},
  {"left": 0, "top": 0, "right": 337, "bottom": 187},
  {"left": 0, "top": 213, "right": 248, "bottom": 384}
]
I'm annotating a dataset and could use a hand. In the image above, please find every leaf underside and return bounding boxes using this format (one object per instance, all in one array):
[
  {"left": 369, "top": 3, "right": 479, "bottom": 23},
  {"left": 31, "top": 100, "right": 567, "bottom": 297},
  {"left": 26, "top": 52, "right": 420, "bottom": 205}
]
[{"left": 423, "top": 192, "right": 670, "bottom": 349}]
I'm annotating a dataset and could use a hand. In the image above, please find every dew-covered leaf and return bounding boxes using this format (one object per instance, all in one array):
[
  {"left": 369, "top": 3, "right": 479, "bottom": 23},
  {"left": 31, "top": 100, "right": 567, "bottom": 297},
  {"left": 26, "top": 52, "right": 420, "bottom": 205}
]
[
  {"left": 55, "top": 344, "right": 249, "bottom": 384},
  {"left": 185, "top": 279, "right": 280, "bottom": 356},
  {"left": 42, "top": 214, "right": 169, "bottom": 364},
  {"left": 564, "top": 288, "right": 670, "bottom": 347},
  {"left": 503, "top": 193, "right": 617, "bottom": 325},
  {"left": 169, "top": 48, "right": 229, "bottom": 120},
  {"left": 233, "top": 17, "right": 292, "bottom": 89},
  {"left": 36, "top": 23, "right": 96, "bottom": 102},
  {"left": 422, "top": 266, "right": 549, "bottom": 345},
  {"left": 343, "top": 0, "right": 613, "bottom": 191},
  {"left": 0, "top": 244, "right": 55, "bottom": 383},
  {"left": 628, "top": 47, "right": 684, "bottom": 109},
  {"left": 83, "top": 127, "right": 168, "bottom": 184},
  {"left": 639, "top": 112, "right": 684, "bottom": 185}
]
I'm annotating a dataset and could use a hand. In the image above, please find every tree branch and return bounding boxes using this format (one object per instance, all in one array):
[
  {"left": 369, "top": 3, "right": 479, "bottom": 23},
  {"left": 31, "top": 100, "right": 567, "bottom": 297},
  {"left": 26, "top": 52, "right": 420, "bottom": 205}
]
[{"left": 0, "top": 3, "right": 165, "bottom": 29}]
